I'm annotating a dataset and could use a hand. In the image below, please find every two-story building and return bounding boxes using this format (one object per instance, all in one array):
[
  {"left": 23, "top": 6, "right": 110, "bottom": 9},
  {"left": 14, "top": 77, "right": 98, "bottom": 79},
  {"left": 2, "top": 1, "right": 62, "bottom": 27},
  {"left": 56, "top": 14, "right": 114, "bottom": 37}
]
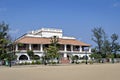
[{"left": 15, "top": 28, "right": 91, "bottom": 63}]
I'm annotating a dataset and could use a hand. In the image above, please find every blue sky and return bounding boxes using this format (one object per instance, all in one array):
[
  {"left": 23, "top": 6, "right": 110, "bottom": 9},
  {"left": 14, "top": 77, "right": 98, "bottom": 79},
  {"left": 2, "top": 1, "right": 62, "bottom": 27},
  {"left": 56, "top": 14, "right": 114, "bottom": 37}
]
[{"left": 0, "top": 0, "right": 120, "bottom": 46}]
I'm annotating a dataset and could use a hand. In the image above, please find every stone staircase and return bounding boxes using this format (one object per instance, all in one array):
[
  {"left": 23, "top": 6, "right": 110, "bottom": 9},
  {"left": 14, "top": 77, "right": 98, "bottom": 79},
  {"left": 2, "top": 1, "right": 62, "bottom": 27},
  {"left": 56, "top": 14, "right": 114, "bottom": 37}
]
[{"left": 60, "top": 58, "right": 70, "bottom": 64}]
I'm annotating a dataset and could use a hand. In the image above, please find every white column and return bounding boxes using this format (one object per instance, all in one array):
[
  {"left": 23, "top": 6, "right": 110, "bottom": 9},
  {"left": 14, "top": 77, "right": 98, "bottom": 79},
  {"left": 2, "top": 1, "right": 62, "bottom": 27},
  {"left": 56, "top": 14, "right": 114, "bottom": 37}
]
[
  {"left": 40, "top": 44, "right": 43, "bottom": 52},
  {"left": 64, "top": 53, "right": 67, "bottom": 57},
  {"left": 64, "top": 45, "right": 67, "bottom": 60},
  {"left": 64, "top": 53, "right": 67, "bottom": 60},
  {"left": 71, "top": 45, "right": 73, "bottom": 52},
  {"left": 79, "top": 46, "right": 82, "bottom": 52},
  {"left": 16, "top": 44, "right": 18, "bottom": 51},
  {"left": 29, "top": 44, "right": 32, "bottom": 50},
  {"left": 89, "top": 47, "right": 91, "bottom": 53},
  {"left": 64, "top": 44, "right": 67, "bottom": 52}
]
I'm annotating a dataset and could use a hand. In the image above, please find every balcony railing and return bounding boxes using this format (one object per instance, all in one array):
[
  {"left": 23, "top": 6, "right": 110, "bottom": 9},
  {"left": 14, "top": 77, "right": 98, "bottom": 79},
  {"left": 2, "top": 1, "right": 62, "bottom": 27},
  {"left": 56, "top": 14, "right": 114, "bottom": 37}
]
[{"left": 18, "top": 48, "right": 28, "bottom": 50}]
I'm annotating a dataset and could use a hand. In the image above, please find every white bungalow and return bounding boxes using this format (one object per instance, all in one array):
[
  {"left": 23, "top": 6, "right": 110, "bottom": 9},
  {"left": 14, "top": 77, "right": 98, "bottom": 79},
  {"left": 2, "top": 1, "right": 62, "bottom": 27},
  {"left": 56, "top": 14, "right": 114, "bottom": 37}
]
[{"left": 15, "top": 28, "right": 91, "bottom": 63}]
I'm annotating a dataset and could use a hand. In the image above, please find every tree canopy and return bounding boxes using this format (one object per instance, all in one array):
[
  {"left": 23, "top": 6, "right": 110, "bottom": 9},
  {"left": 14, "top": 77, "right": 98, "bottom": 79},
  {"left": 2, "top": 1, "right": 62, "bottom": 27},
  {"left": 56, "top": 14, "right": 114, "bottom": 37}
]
[
  {"left": 0, "top": 22, "right": 16, "bottom": 61},
  {"left": 91, "top": 27, "right": 120, "bottom": 58},
  {"left": 44, "top": 36, "right": 59, "bottom": 64}
]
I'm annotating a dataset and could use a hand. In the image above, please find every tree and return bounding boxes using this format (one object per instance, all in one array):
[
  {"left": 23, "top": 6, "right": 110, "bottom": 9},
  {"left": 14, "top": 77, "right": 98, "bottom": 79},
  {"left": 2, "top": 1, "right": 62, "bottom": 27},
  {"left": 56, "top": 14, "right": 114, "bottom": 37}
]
[
  {"left": 71, "top": 55, "right": 79, "bottom": 64},
  {"left": 0, "top": 22, "right": 10, "bottom": 60},
  {"left": 92, "top": 27, "right": 105, "bottom": 54},
  {"left": 90, "top": 53, "right": 102, "bottom": 63},
  {"left": 27, "top": 50, "right": 35, "bottom": 60},
  {"left": 91, "top": 27, "right": 120, "bottom": 60},
  {"left": 50, "top": 36, "right": 59, "bottom": 47},
  {"left": 46, "top": 46, "right": 59, "bottom": 63},
  {"left": 0, "top": 22, "right": 16, "bottom": 67},
  {"left": 102, "top": 40, "right": 111, "bottom": 57},
  {"left": 0, "top": 22, "right": 9, "bottom": 39},
  {"left": 44, "top": 36, "right": 59, "bottom": 64},
  {"left": 111, "top": 33, "right": 120, "bottom": 57}
]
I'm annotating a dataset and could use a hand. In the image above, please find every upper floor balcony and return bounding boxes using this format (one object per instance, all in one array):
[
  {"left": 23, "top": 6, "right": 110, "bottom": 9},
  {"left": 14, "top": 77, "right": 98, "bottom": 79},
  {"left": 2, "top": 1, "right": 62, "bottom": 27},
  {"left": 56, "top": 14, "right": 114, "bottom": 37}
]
[{"left": 15, "top": 43, "right": 91, "bottom": 53}]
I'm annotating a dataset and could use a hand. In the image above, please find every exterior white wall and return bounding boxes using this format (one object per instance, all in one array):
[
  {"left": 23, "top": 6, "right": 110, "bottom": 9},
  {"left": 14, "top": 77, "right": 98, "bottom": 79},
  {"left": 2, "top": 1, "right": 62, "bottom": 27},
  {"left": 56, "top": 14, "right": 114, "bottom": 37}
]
[
  {"left": 26, "top": 28, "right": 77, "bottom": 40},
  {"left": 34, "top": 53, "right": 43, "bottom": 57},
  {"left": 72, "top": 53, "right": 91, "bottom": 60},
  {"left": 41, "top": 32, "right": 62, "bottom": 38}
]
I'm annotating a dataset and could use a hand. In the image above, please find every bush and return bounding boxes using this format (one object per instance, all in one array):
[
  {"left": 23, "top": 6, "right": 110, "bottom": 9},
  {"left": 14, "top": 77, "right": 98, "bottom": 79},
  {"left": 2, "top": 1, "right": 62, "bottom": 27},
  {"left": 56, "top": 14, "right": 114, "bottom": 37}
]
[
  {"left": 81, "top": 60, "right": 86, "bottom": 63},
  {"left": 32, "top": 61, "right": 35, "bottom": 65},
  {"left": 35, "top": 60, "right": 41, "bottom": 64},
  {"left": 88, "top": 60, "right": 93, "bottom": 64},
  {"left": 24, "top": 62, "right": 28, "bottom": 65},
  {"left": 75, "top": 62, "right": 80, "bottom": 64},
  {"left": 49, "top": 62, "right": 57, "bottom": 64}
]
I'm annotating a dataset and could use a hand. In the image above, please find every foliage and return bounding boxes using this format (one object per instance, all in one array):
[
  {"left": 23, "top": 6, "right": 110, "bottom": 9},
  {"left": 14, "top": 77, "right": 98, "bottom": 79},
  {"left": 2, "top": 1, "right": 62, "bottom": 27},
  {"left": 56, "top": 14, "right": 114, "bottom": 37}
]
[
  {"left": 111, "top": 33, "right": 120, "bottom": 56},
  {"left": 88, "top": 60, "right": 93, "bottom": 64},
  {"left": 92, "top": 27, "right": 105, "bottom": 53},
  {"left": 31, "top": 61, "right": 35, "bottom": 64},
  {"left": 91, "top": 27, "right": 120, "bottom": 59},
  {"left": 45, "top": 46, "right": 59, "bottom": 63},
  {"left": 106, "top": 54, "right": 114, "bottom": 59},
  {"left": 90, "top": 53, "right": 102, "bottom": 63},
  {"left": 71, "top": 55, "right": 79, "bottom": 64},
  {"left": 90, "top": 53, "right": 102, "bottom": 59},
  {"left": 27, "top": 50, "right": 34, "bottom": 60},
  {"left": 102, "top": 40, "right": 111, "bottom": 55},
  {"left": 0, "top": 22, "right": 16, "bottom": 62},
  {"left": 35, "top": 60, "right": 41, "bottom": 64},
  {"left": 44, "top": 36, "right": 60, "bottom": 64},
  {"left": 50, "top": 36, "right": 59, "bottom": 47},
  {"left": 34, "top": 55, "right": 40, "bottom": 60}
]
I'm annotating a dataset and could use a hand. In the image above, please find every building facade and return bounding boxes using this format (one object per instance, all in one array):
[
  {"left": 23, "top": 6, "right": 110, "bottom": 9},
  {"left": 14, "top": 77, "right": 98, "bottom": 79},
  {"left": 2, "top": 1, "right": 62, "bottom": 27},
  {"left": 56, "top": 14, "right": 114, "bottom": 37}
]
[{"left": 15, "top": 28, "right": 91, "bottom": 63}]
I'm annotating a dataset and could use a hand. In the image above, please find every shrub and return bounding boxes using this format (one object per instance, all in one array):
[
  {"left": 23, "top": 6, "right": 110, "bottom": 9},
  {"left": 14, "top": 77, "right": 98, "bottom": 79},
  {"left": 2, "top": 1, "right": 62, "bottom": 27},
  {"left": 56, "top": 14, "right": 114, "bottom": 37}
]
[
  {"left": 35, "top": 60, "right": 41, "bottom": 64},
  {"left": 88, "top": 60, "right": 93, "bottom": 64},
  {"left": 81, "top": 60, "right": 86, "bottom": 63},
  {"left": 24, "top": 62, "right": 28, "bottom": 65},
  {"left": 32, "top": 61, "right": 35, "bottom": 65}
]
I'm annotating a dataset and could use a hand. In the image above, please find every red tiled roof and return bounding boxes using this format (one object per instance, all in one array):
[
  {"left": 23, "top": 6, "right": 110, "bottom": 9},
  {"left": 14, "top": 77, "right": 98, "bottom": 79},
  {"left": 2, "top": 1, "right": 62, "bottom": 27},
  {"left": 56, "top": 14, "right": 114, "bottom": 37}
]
[{"left": 15, "top": 36, "right": 91, "bottom": 46}]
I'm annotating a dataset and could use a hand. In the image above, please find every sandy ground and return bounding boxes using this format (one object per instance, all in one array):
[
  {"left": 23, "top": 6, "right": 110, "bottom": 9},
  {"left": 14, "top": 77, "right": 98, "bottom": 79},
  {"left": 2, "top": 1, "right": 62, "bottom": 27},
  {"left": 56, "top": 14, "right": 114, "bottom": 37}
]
[{"left": 0, "top": 64, "right": 120, "bottom": 80}]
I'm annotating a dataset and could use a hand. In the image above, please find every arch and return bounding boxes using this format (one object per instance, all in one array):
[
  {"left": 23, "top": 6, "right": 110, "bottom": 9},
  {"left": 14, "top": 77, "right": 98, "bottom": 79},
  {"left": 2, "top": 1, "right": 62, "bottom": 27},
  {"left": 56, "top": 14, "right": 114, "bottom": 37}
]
[
  {"left": 83, "top": 55, "right": 88, "bottom": 60},
  {"left": 19, "top": 55, "right": 28, "bottom": 60},
  {"left": 74, "top": 55, "right": 79, "bottom": 59}
]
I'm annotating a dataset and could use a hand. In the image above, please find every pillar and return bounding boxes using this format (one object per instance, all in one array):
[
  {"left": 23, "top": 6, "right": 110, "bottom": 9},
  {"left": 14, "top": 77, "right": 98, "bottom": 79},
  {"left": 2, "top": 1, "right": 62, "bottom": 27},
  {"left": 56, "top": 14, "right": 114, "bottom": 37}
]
[
  {"left": 40, "top": 44, "right": 43, "bottom": 52},
  {"left": 16, "top": 44, "right": 18, "bottom": 51},
  {"left": 64, "top": 44, "right": 67, "bottom": 51},
  {"left": 29, "top": 44, "right": 32, "bottom": 50},
  {"left": 71, "top": 45, "right": 73, "bottom": 52},
  {"left": 89, "top": 47, "right": 91, "bottom": 53},
  {"left": 63, "top": 53, "right": 67, "bottom": 60},
  {"left": 79, "top": 46, "right": 82, "bottom": 52}
]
